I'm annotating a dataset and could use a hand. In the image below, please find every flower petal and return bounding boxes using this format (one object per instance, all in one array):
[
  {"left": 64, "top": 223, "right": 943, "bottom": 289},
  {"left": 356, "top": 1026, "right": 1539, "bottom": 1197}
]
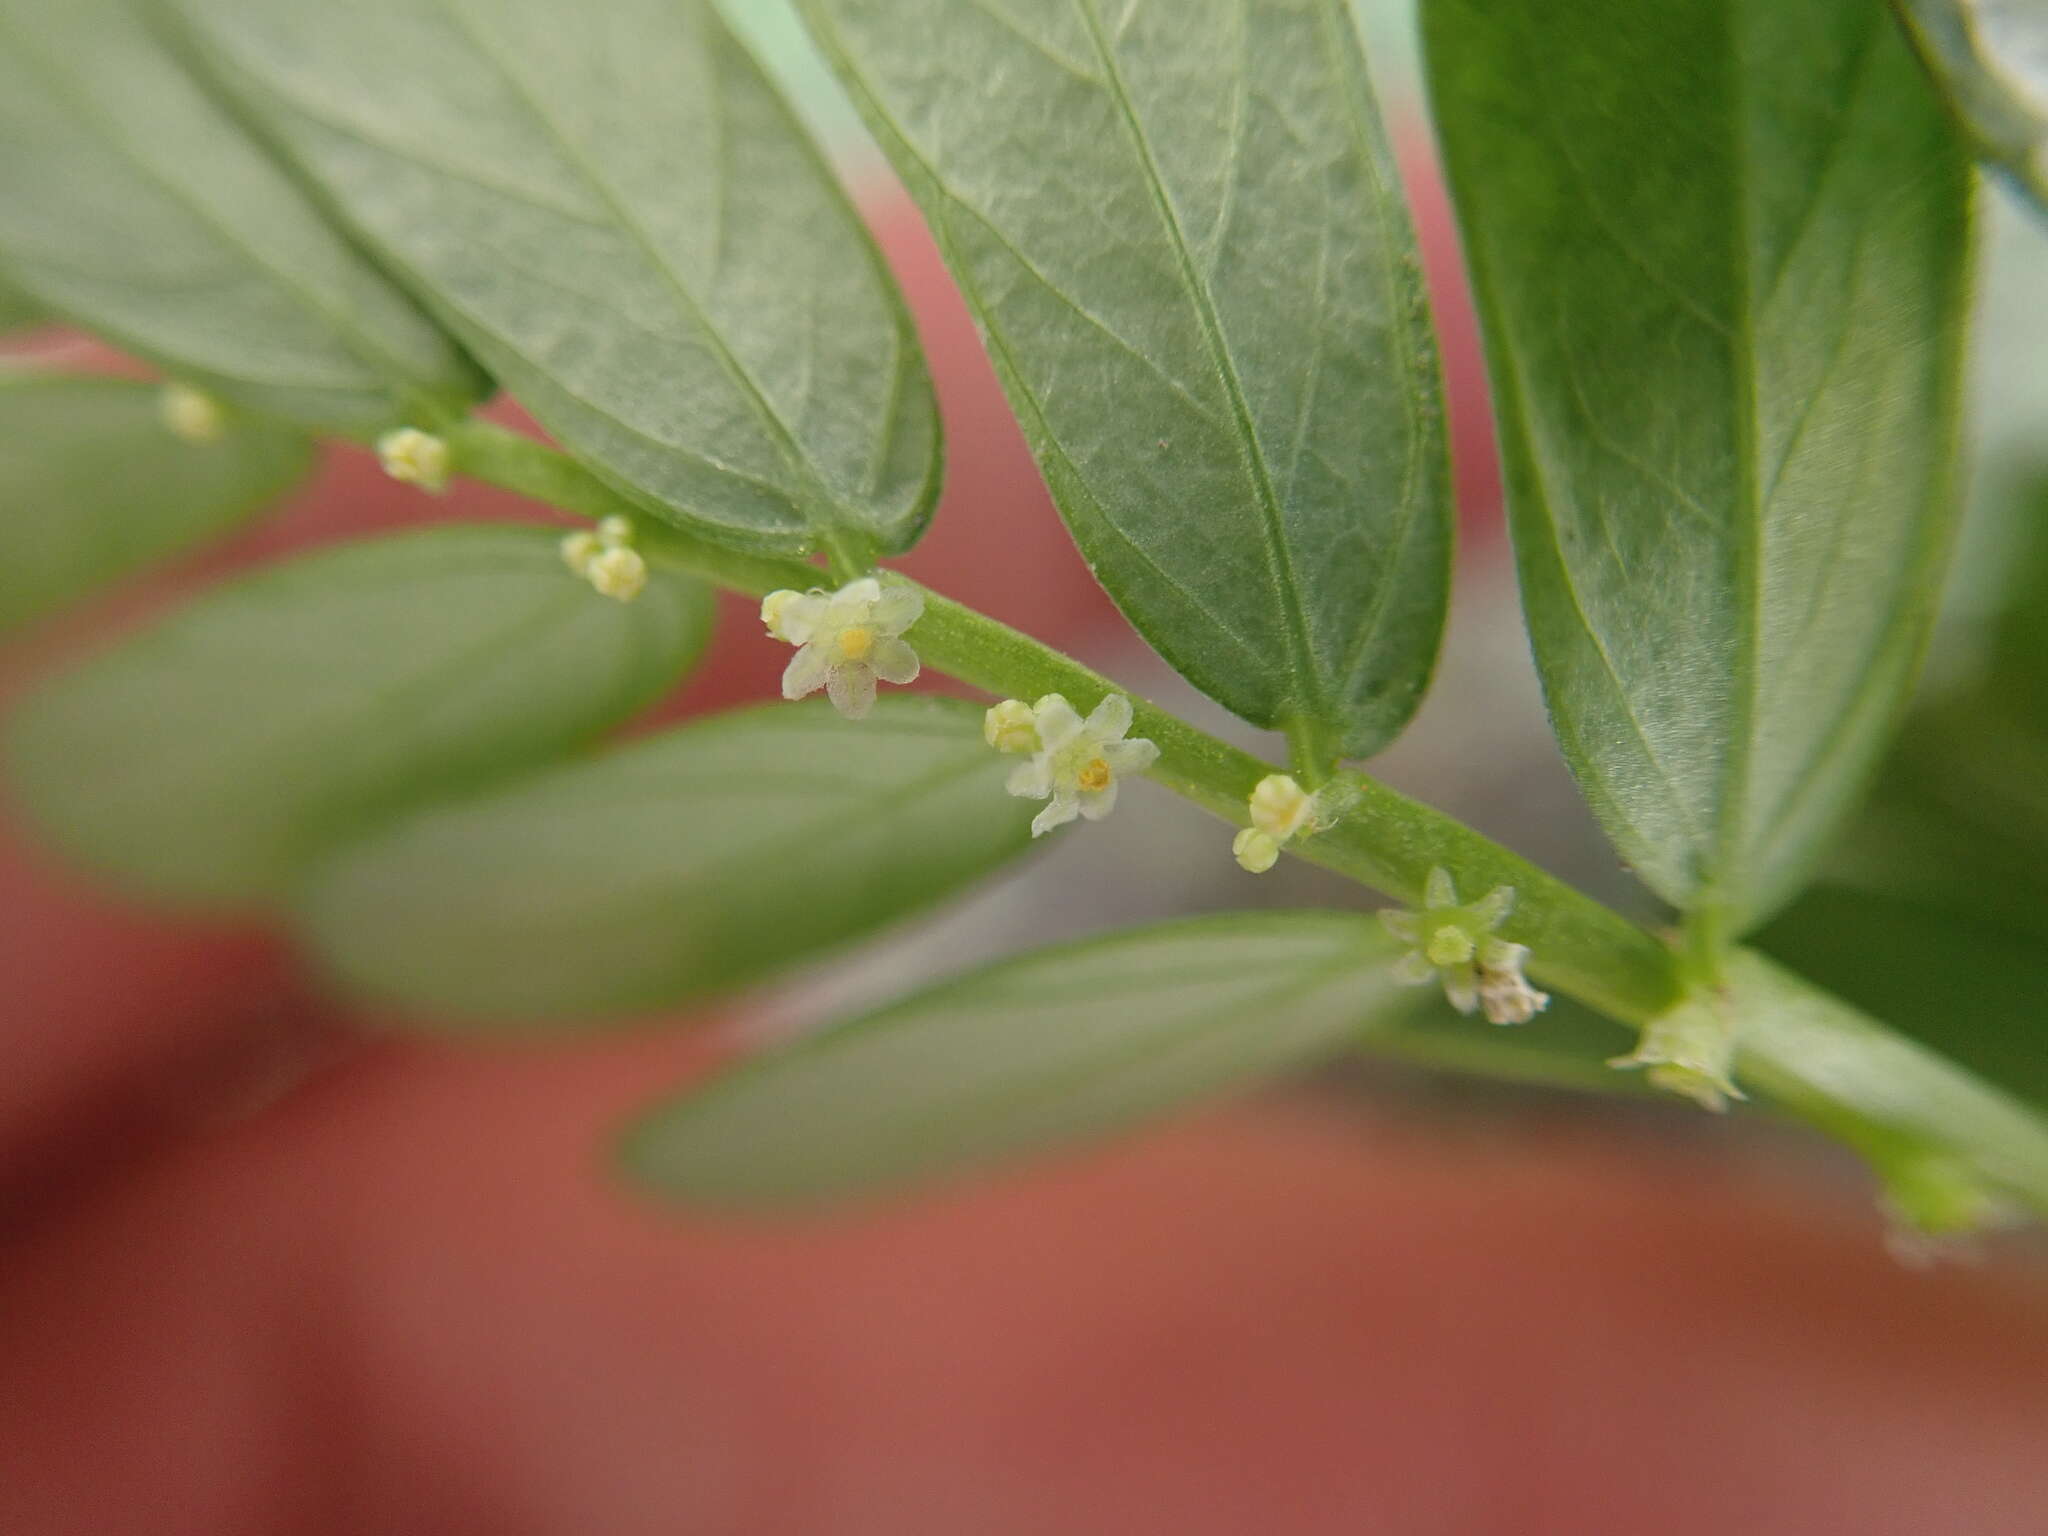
[
  {"left": 872, "top": 584, "right": 924, "bottom": 633},
  {"left": 1468, "top": 885, "right": 1516, "bottom": 931},
  {"left": 1423, "top": 867, "right": 1458, "bottom": 910},
  {"left": 1006, "top": 757, "right": 1053, "bottom": 799},
  {"left": 826, "top": 662, "right": 878, "bottom": 720},
  {"left": 1379, "top": 909, "right": 1422, "bottom": 944},
  {"left": 870, "top": 635, "right": 920, "bottom": 686},
  {"left": 1077, "top": 780, "right": 1120, "bottom": 821},
  {"left": 1443, "top": 966, "right": 1479, "bottom": 1015},
  {"left": 1031, "top": 794, "right": 1081, "bottom": 837},
  {"left": 781, "top": 643, "right": 831, "bottom": 700},
  {"left": 1391, "top": 949, "right": 1436, "bottom": 986},
  {"left": 1032, "top": 695, "right": 1084, "bottom": 750},
  {"left": 1084, "top": 693, "right": 1133, "bottom": 740},
  {"left": 1101, "top": 737, "right": 1159, "bottom": 776},
  {"left": 779, "top": 592, "right": 829, "bottom": 645}
]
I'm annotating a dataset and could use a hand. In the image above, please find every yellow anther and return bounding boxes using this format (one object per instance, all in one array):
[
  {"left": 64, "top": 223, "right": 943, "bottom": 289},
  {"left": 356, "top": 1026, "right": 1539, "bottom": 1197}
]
[
  {"left": 1426, "top": 924, "right": 1475, "bottom": 967},
  {"left": 1077, "top": 758, "right": 1112, "bottom": 793},
  {"left": 836, "top": 625, "right": 876, "bottom": 662}
]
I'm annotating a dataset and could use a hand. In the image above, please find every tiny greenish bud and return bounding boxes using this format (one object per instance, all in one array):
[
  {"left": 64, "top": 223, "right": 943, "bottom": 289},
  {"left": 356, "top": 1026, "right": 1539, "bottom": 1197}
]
[
  {"left": 1425, "top": 924, "right": 1475, "bottom": 967},
  {"left": 1609, "top": 992, "right": 1743, "bottom": 1112},
  {"left": 559, "top": 529, "right": 601, "bottom": 576},
  {"left": 160, "top": 383, "right": 225, "bottom": 444},
  {"left": 1232, "top": 827, "right": 1280, "bottom": 873},
  {"left": 597, "top": 515, "right": 634, "bottom": 548},
  {"left": 1249, "top": 774, "right": 1316, "bottom": 841},
  {"left": 984, "top": 698, "right": 1039, "bottom": 754},
  {"left": 1876, "top": 1146, "right": 2017, "bottom": 1267},
  {"left": 585, "top": 545, "right": 647, "bottom": 602},
  {"left": 376, "top": 427, "right": 451, "bottom": 494}
]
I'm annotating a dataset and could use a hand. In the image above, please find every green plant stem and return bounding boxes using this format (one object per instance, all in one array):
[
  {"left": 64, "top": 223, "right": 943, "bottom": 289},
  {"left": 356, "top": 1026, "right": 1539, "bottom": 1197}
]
[{"left": 436, "top": 418, "right": 2048, "bottom": 1219}]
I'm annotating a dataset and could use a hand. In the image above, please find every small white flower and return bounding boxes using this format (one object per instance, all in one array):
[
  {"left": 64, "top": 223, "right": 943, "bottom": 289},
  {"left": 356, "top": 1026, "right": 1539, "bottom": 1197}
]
[
  {"left": 999, "top": 692, "right": 1159, "bottom": 837},
  {"left": 763, "top": 576, "right": 923, "bottom": 720},
  {"left": 1609, "top": 993, "right": 1743, "bottom": 1111},
  {"left": 376, "top": 427, "right": 450, "bottom": 494},
  {"left": 160, "top": 383, "right": 225, "bottom": 444},
  {"left": 1381, "top": 867, "right": 1548, "bottom": 1024}
]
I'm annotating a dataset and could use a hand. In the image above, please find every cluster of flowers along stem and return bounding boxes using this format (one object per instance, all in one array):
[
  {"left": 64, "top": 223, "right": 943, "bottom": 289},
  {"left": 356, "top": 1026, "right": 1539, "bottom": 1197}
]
[{"left": 754, "top": 576, "right": 1557, "bottom": 1028}]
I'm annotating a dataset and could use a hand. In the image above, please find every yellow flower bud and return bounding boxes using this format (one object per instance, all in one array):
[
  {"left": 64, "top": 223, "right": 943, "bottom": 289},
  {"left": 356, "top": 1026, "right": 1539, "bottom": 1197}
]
[
  {"left": 160, "top": 383, "right": 225, "bottom": 444},
  {"left": 1232, "top": 827, "right": 1281, "bottom": 874},
  {"left": 983, "top": 699, "right": 1039, "bottom": 754},
  {"left": 586, "top": 546, "right": 647, "bottom": 602},
  {"left": 376, "top": 427, "right": 451, "bottom": 494}
]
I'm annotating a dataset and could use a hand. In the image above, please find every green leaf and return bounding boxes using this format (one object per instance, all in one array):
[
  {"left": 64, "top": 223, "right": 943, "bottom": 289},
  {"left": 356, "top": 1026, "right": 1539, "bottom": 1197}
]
[
  {"left": 0, "top": 0, "right": 481, "bottom": 430},
  {"left": 298, "top": 696, "right": 1036, "bottom": 1025},
  {"left": 1425, "top": 0, "right": 1973, "bottom": 931},
  {"left": 6, "top": 524, "right": 712, "bottom": 905},
  {"left": 1896, "top": 0, "right": 2048, "bottom": 213},
  {"left": 622, "top": 910, "right": 1408, "bottom": 1208},
  {"left": 0, "top": 372, "right": 310, "bottom": 634},
  {"left": 798, "top": 0, "right": 1451, "bottom": 759},
  {"left": 174, "top": 0, "right": 940, "bottom": 559},
  {"left": 0, "top": 273, "right": 43, "bottom": 334}
]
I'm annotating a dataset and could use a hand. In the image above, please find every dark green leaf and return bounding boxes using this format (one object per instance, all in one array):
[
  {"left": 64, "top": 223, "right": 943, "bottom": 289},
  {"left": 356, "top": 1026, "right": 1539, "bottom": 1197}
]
[
  {"left": 0, "top": 0, "right": 481, "bottom": 429},
  {"left": 0, "top": 372, "right": 310, "bottom": 634},
  {"left": 1896, "top": 0, "right": 2048, "bottom": 212},
  {"left": 1425, "top": 0, "right": 1973, "bottom": 930},
  {"left": 299, "top": 696, "right": 1036, "bottom": 1024},
  {"left": 623, "top": 910, "right": 1408, "bottom": 1208},
  {"left": 175, "top": 0, "right": 940, "bottom": 557},
  {"left": 799, "top": 0, "right": 1451, "bottom": 758},
  {"left": 6, "top": 524, "right": 712, "bottom": 905}
]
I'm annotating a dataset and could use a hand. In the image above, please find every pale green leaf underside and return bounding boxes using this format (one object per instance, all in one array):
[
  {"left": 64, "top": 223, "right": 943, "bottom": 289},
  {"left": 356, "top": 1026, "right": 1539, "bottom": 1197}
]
[
  {"left": 175, "top": 0, "right": 940, "bottom": 556},
  {"left": 299, "top": 696, "right": 1036, "bottom": 1024},
  {"left": 0, "top": 371, "right": 310, "bottom": 634},
  {"left": 1425, "top": 0, "right": 1972, "bottom": 928},
  {"left": 5, "top": 524, "right": 713, "bottom": 905},
  {"left": 623, "top": 910, "right": 1408, "bottom": 1208},
  {"left": 0, "top": 0, "right": 480, "bottom": 430},
  {"left": 800, "top": 0, "right": 1450, "bottom": 756},
  {"left": 1897, "top": 0, "right": 2048, "bottom": 213}
]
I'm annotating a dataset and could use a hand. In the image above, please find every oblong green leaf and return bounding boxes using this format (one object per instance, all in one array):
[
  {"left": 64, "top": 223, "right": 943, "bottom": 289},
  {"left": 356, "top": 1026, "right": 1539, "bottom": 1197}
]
[
  {"left": 298, "top": 696, "right": 1036, "bottom": 1025},
  {"left": 6, "top": 524, "right": 713, "bottom": 905},
  {"left": 0, "top": 0, "right": 481, "bottom": 430},
  {"left": 1897, "top": 0, "right": 2048, "bottom": 213},
  {"left": 799, "top": 0, "right": 1451, "bottom": 758},
  {"left": 1425, "top": 0, "right": 1973, "bottom": 930},
  {"left": 0, "top": 372, "right": 310, "bottom": 634},
  {"left": 623, "top": 911, "right": 1407, "bottom": 1209},
  {"left": 175, "top": 0, "right": 940, "bottom": 557}
]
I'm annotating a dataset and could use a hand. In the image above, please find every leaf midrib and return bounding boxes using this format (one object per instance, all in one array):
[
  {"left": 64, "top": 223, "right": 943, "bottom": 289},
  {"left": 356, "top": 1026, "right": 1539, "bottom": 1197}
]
[
  {"left": 1068, "top": 0, "right": 1328, "bottom": 734},
  {"left": 432, "top": 0, "right": 848, "bottom": 533}
]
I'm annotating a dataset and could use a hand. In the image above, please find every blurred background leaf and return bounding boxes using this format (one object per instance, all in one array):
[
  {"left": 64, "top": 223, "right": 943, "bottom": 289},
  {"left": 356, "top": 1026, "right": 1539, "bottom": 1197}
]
[
  {"left": 0, "top": 370, "right": 310, "bottom": 635},
  {"left": 5, "top": 524, "right": 713, "bottom": 905},
  {"left": 0, "top": 0, "right": 482, "bottom": 429},
  {"left": 299, "top": 696, "right": 1039, "bottom": 1024},
  {"left": 623, "top": 910, "right": 1412, "bottom": 1208},
  {"left": 1896, "top": 0, "right": 2048, "bottom": 214}
]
